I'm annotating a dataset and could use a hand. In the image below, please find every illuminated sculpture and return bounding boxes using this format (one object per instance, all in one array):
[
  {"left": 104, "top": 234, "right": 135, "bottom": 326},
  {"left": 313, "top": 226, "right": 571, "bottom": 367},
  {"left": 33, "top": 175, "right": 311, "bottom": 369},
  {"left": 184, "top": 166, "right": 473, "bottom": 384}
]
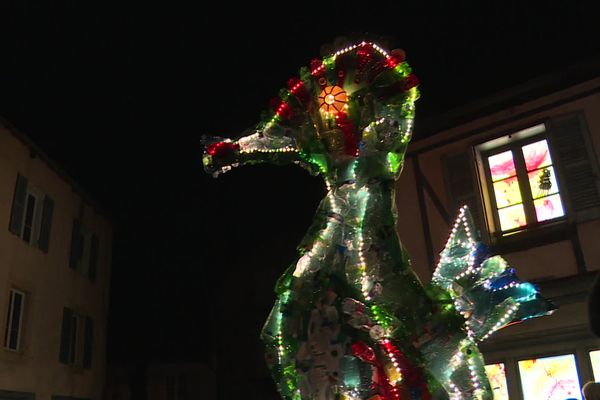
[{"left": 202, "top": 41, "right": 555, "bottom": 399}]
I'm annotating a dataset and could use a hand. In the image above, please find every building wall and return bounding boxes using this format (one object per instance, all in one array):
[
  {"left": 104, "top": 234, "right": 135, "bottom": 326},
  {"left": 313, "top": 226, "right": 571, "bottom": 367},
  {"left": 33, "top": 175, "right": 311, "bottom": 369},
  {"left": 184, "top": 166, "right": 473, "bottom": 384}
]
[
  {"left": 104, "top": 363, "right": 216, "bottom": 400},
  {"left": 0, "top": 123, "right": 112, "bottom": 400},
  {"left": 395, "top": 78, "right": 600, "bottom": 398}
]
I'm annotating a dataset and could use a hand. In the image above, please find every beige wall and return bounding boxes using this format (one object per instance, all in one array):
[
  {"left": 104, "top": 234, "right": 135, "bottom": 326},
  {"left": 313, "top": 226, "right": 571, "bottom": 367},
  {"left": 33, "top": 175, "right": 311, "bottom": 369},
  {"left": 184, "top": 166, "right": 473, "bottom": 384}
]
[{"left": 0, "top": 124, "right": 112, "bottom": 400}]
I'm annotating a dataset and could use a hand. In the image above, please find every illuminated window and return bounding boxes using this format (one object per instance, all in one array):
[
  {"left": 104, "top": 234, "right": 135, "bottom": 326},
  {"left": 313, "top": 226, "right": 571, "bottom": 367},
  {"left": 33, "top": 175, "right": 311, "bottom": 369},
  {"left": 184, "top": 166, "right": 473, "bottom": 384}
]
[
  {"left": 485, "top": 363, "right": 509, "bottom": 400},
  {"left": 518, "top": 354, "right": 582, "bottom": 400},
  {"left": 478, "top": 124, "right": 565, "bottom": 235},
  {"left": 589, "top": 350, "right": 600, "bottom": 380}
]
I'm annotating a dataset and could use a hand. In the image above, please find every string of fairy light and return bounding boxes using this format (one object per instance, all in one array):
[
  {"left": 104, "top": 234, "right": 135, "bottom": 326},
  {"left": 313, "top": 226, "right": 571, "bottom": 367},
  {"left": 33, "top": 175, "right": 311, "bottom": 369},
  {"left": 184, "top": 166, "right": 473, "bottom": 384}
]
[
  {"left": 357, "top": 187, "right": 373, "bottom": 300},
  {"left": 479, "top": 304, "right": 520, "bottom": 341}
]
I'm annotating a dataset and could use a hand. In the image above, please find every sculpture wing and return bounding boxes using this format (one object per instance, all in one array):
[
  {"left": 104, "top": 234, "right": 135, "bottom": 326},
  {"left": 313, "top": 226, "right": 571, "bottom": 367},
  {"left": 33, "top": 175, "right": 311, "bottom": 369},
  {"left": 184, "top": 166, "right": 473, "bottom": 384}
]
[{"left": 430, "top": 206, "right": 556, "bottom": 341}]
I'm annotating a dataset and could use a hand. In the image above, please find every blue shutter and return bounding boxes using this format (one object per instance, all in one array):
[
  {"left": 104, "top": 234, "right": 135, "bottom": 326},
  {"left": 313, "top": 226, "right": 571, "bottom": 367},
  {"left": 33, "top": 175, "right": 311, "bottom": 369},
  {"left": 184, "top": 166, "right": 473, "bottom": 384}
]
[
  {"left": 59, "top": 307, "right": 72, "bottom": 364},
  {"left": 547, "top": 113, "right": 600, "bottom": 222},
  {"left": 83, "top": 317, "right": 93, "bottom": 369},
  {"left": 38, "top": 196, "right": 54, "bottom": 252},
  {"left": 88, "top": 235, "right": 99, "bottom": 282},
  {"left": 69, "top": 220, "right": 82, "bottom": 270},
  {"left": 8, "top": 175, "right": 28, "bottom": 235}
]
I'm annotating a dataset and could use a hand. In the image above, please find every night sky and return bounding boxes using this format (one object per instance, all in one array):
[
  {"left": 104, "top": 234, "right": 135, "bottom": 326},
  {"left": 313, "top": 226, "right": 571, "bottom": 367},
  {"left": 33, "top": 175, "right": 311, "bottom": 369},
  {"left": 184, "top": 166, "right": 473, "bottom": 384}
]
[{"left": 1, "top": 1, "right": 599, "bottom": 395}]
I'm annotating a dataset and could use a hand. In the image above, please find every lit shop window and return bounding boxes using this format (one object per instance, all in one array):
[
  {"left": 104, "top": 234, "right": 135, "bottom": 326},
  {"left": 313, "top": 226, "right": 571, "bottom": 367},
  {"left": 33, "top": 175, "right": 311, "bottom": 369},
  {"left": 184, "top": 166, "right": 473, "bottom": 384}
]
[
  {"left": 480, "top": 125, "right": 565, "bottom": 235},
  {"left": 589, "top": 350, "right": 600, "bottom": 380},
  {"left": 485, "top": 363, "right": 509, "bottom": 400},
  {"left": 518, "top": 354, "right": 582, "bottom": 400}
]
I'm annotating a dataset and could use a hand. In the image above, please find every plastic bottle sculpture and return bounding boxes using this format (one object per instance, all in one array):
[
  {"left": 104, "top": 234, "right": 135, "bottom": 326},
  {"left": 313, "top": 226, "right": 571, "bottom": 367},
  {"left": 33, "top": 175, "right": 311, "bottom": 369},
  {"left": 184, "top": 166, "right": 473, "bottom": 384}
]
[{"left": 202, "top": 41, "right": 555, "bottom": 400}]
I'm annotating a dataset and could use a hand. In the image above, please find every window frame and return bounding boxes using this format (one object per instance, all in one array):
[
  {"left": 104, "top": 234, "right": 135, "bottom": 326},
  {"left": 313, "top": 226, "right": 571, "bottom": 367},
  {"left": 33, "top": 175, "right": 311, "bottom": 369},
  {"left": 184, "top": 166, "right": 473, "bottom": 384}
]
[
  {"left": 4, "top": 288, "right": 26, "bottom": 352},
  {"left": 476, "top": 124, "right": 567, "bottom": 239}
]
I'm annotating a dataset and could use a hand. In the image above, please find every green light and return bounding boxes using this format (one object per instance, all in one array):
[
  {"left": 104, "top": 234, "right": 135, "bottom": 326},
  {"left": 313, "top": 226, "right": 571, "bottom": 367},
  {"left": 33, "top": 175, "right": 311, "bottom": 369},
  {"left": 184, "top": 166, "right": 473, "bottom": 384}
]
[
  {"left": 303, "top": 153, "right": 328, "bottom": 174},
  {"left": 322, "top": 56, "right": 335, "bottom": 66},
  {"left": 394, "top": 61, "right": 412, "bottom": 76},
  {"left": 370, "top": 305, "right": 394, "bottom": 329},
  {"left": 387, "top": 152, "right": 403, "bottom": 173}
]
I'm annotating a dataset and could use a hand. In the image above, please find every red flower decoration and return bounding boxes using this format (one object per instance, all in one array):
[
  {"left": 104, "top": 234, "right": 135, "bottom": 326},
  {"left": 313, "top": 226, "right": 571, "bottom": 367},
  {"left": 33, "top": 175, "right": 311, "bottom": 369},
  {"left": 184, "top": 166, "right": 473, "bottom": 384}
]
[
  {"left": 400, "top": 74, "right": 420, "bottom": 91},
  {"left": 336, "top": 111, "right": 359, "bottom": 156},
  {"left": 288, "top": 78, "right": 310, "bottom": 103},
  {"left": 386, "top": 49, "right": 406, "bottom": 68},
  {"left": 352, "top": 340, "right": 376, "bottom": 364},
  {"left": 310, "top": 59, "right": 322, "bottom": 71},
  {"left": 310, "top": 59, "right": 325, "bottom": 76}
]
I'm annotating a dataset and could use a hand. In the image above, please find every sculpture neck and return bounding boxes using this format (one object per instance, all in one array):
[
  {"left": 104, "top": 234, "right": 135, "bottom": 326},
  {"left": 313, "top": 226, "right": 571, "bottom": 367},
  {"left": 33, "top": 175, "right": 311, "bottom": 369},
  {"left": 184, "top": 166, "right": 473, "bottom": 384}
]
[
  {"left": 326, "top": 155, "right": 401, "bottom": 188},
  {"left": 325, "top": 175, "right": 398, "bottom": 228}
]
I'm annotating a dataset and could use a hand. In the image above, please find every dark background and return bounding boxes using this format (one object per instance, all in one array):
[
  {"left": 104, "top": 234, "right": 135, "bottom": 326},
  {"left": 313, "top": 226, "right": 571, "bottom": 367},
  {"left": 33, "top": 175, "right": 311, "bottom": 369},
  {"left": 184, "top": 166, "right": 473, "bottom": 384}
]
[{"left": 1, "top": 1, "right": 599, "bottom": 397}]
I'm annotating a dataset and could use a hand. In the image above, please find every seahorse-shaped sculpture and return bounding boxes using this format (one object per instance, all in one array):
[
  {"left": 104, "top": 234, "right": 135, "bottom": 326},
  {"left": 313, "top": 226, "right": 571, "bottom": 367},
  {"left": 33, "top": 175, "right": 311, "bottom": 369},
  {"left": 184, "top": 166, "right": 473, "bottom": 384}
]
[{"left": 202, "top": 40, "right": 555, "bottom": 400}]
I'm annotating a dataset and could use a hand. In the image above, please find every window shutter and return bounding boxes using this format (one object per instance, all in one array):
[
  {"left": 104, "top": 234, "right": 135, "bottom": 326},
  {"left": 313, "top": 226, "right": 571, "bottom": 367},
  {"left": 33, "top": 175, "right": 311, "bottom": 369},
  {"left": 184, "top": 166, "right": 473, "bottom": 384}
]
[
  {"left": 38, "top": 196, "right": 54, "bottom": 252},
  {"left": 442, "top": 150, "right": 484, "bottom": 239},
  {"left": 547, "top": 113, "right": 600, "bottom": 222},
  {"left": 83, "top": 317, "right": 93, "bottom": 369},
  {"left": 59, "top": 307, "right": 72, "bottom": 364},
  {"left": 88, "top": 235, "right": 99, "bottom": 282},
  {"left": 9, "top": 175, "right": 28, "bottom": 235},
  {"left": 69, "top": 220, "right": 82, "bottom": 270}
]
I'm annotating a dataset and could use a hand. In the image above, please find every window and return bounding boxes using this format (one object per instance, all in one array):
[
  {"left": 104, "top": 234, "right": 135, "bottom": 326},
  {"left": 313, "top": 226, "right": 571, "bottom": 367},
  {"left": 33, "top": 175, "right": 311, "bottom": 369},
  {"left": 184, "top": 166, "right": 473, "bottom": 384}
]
[
  {"left": 589, "top": 349, "right": 600, "bottom": 381},
  {"left": 9, "top": 174, "right": 54, "bottom": 252},
  {"left": 59, "top": 307, "right": 93, "bottom": 368},
  {"left": 478, "top": 124, "right": 565, "bottom": 235},
  {"left": 444, "top": 113, "right": 600, "bottom": 243},
  {"left": 69, "top": 220, "right": 99, "bottom": 282},
  {"left": 4, "top": 289, "right": 25, "bottom": 351},
  {"left": 485, "top": 363, "right": 509, "bottom": 400},
  {"left": 517, "top": 354, "right": 582, "bottom": 400}
]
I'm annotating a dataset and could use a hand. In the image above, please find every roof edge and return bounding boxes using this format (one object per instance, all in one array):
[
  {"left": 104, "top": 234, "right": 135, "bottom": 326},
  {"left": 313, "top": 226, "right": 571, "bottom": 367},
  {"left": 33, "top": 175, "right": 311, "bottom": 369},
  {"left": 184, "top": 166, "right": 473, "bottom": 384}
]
[{"left": 0, "top": 115, "right": 116, "bottom": 226}]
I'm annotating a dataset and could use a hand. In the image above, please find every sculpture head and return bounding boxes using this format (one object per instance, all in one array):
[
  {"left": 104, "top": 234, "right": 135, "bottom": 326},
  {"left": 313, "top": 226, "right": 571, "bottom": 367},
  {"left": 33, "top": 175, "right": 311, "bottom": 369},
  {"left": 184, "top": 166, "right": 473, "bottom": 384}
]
[{"left": 203, "top": 41, "right": 419, "bottom": 182}]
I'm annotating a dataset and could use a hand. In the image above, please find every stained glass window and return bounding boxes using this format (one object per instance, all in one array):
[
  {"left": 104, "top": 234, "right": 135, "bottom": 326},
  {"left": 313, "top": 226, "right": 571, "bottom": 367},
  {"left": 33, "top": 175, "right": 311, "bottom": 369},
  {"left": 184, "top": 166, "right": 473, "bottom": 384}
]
[
  {"left": 485, "top": 363, "right": 509, "bottom": 400},
  {"left": 589, "top": 350, "right": 600, "bottom": 381},
  {"left": 488, "top": 150, "right": 526, "bottom": 231},
  {"left": 522, "top": 140, "right": 564, "bottom": 223},
  {"left": 485, "top": 136, "right": 565, "bottom": 234},
  {"left": 518, "top": 354, "right": 582, "bottom": 400}
]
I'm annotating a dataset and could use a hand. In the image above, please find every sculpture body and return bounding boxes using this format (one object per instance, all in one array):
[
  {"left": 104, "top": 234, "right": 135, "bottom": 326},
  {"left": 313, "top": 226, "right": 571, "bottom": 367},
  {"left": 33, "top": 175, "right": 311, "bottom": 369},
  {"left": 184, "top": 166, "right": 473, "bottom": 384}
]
[{"left": 203, "top": 41, "right": 555, "bottom": 399}]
